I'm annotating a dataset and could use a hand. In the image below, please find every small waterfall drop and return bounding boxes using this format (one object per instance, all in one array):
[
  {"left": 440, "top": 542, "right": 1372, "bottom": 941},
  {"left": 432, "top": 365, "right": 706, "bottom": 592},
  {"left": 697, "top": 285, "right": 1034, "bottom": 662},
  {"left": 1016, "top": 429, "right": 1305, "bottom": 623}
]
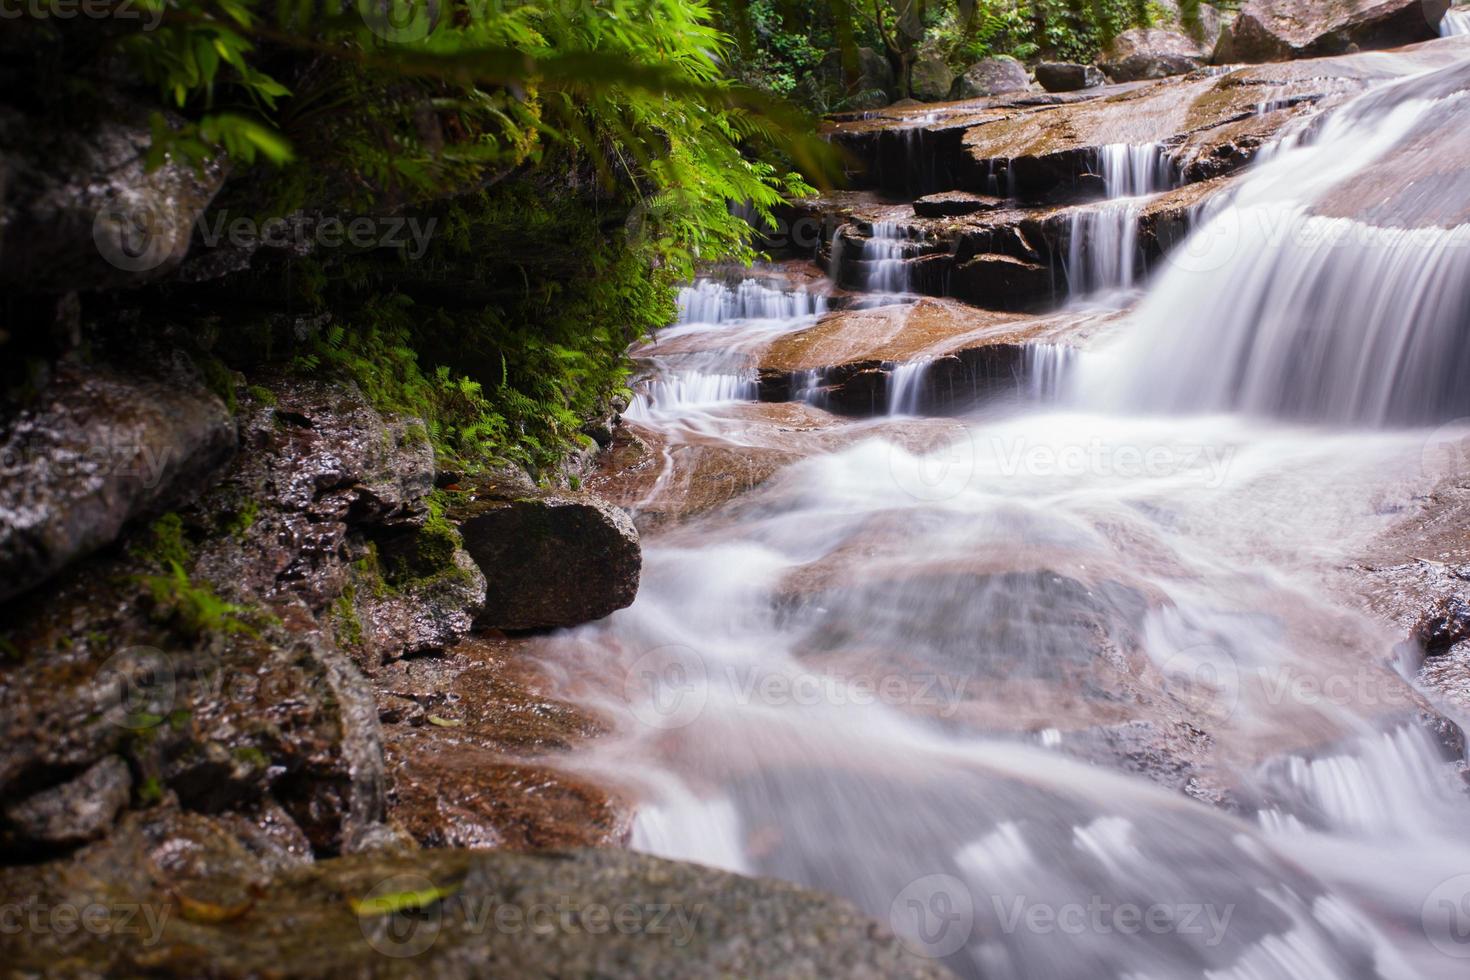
[
  {"left": 1064, "top": 144, "right": 1177, "bottom": 298},
  {"left": 676, "top": 277, "right": 827, "bottom": 325},
  {"left": 886, "top": 357, "right": 933, "bottom": 414},
  {"left": 1444, "top": 6, "right": 1470, "bottom": 36},
  {"left": 865, "top": 221, "right": 911, "bottom": 293}
]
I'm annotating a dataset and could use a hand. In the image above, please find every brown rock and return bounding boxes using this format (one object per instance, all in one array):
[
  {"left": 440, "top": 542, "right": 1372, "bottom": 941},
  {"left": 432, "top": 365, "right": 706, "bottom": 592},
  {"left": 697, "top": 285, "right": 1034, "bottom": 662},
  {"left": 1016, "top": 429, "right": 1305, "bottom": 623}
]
[{"left": 1218, "top": 0, "right": 1450, "bottom": 63}]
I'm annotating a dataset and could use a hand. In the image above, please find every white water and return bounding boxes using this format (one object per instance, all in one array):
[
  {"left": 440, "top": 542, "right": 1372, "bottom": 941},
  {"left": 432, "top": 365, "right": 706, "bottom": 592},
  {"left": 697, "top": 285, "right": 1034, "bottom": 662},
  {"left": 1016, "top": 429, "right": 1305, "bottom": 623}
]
[
  {"left": 866, "top": 220, "right": 912, "bottom": 293},
  {"left": 533, "top": 51, "right": 1470, "bottom": 980},
  {"left": 886, "top": 356, "right": 933, "bottom": 414},
  {"left": 1444, "top": 7, "right": 1470, "bottom": 37},
  {"left": 676, "top": 277, "right": 827, "bottom": 324},
  {"left": 1064, "top": 144, "right": 1178, "bottom": 299}
]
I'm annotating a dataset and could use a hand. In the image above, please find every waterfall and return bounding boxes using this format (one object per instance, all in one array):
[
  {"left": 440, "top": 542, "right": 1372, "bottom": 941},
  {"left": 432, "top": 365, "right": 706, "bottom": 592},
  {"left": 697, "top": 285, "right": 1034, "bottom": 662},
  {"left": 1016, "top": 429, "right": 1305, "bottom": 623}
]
[
  {"left": 1022, "top": 344, "right": 1077, "bottom": 401},
  {"left": 624, "top": 368, "right": 759, "bottom": 420},
  {"left": 676, "top": 278, "right": 827, "bottom": 325},
  {"left": 865, "top": 221, "right": 910, "bottom": 293},
  {"left": 1083, "top": 65, "right": 1470, "bottom": 425},
  {"left": 1063, "top": 144, "right": 1177, "bottom": 298},
  {"left": 1097, "top": 143, "right": 1175, "bottom": 198},
  {"left": 1444, "top": 6, "right": 1470, "bottom": 36},
  {"left": 886, "top": 358, "right": 933, "bottom": 414}
]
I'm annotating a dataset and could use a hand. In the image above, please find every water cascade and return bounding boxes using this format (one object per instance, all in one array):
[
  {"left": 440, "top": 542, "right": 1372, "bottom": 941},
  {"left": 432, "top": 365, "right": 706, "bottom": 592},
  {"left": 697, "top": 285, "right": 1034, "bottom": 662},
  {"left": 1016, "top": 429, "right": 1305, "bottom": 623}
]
[
  {"left": 1082, "top": 65, "right": 1470, "bottom": 424},
  {"left": 676, "top": 277, "right": 827, "bottom": 324},
  {"left": 1444, "top": 7, "right": 1470, "bottom": 36},
  {"left": 536, "top": 44, "right": 1470, "bottom": 980}
]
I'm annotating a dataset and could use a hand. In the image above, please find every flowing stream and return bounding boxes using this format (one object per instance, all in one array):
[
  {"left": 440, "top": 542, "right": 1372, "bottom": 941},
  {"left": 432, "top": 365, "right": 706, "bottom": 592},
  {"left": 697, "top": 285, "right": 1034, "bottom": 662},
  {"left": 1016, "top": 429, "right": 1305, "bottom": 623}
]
[{"left": 531, "top": 49, "right": 1470, "bottom": 980}]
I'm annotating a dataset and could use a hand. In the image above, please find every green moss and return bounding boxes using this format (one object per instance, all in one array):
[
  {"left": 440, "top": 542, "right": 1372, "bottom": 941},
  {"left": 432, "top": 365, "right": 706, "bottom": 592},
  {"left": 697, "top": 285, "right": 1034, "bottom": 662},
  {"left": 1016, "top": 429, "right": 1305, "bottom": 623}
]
[
  {"left": 137, "top": 777, "right": 164, "bottom": 807},
  {"left": 197, "top": 356, "right": 238, "bottom": 415},
  {"left": 131, "top": 513, "right": 258, "bottom": 639},
  {"left": 245, "top": 384, "right": 277, "bottom": 407},
  {"left": 225, "top": 500, "right": 260, "bottom": 542},
  {"left": 132, "top": 513, "right": 192, "bottom": 569},
  {"left": 332, "top": 585, "right": 364, "bottom": 648},
  {"left": 232, "top": 746, "right": 269, "bottom": 769}
]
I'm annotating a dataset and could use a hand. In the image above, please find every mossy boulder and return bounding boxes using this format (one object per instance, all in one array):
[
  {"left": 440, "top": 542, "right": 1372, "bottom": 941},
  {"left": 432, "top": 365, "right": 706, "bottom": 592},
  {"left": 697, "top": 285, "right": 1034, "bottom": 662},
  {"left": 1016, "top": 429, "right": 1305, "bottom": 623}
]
[{"left": 949, "top": 56, "right": 1032, "bottom": 99}]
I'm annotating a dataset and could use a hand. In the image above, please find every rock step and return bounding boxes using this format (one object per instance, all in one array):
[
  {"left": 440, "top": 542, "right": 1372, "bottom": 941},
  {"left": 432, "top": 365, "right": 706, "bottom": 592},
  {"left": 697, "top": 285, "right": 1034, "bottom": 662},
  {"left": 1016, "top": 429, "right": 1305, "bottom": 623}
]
[
  {"left": 637, "top": 298, "right": 1121, "bottom": 419},
  {"left": 823, "top": 38, "right": 1470, "bottom": 200},
  {"left": 807, "top": 177, "right": 1233, "bottom": 311}
]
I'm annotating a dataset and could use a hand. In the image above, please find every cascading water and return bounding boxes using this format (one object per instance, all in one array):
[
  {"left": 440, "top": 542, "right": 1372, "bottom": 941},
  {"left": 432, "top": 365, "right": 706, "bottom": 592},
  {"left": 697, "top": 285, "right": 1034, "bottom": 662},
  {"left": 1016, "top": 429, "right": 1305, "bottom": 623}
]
[
  {"left": 886, "top": 357, "right": 933, "bottom": 414},
  {"left": 866, "top": 220, "right": 911, "bottom": 293},
  {"left": 1064, "top": 144, "right": 1178, "bottom": 298},
  {"left": 627, "top": 276, "right": 827, "bottom": 419},
  {"left": 676, "top": 277, "right": 827, "bottom": 324},
  {"left": 1444, "top": 6, "right": 1470, "bottom": 36},
  {"left": 1081, "top": 64, "right": 1470, "bottom": 424},
  {"left": 529, "top": 44, "right": 1470, "bottom": 980}
]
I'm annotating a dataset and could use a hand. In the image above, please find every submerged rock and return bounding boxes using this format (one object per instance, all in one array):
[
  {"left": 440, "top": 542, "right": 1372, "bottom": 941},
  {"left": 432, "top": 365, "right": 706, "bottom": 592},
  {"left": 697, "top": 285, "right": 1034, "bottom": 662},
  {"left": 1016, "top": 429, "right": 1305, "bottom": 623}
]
[
  {"left": 1102, "top": 28, "right": 1211, "bottom": 80},
  {"left": 1035, "top": 62, "right": 1106, "bottom": 92},
  {"left": 455, "top": 490, "right": 641, "bottom": 630},
  {"left": 0, "top": 361, "right": 236, "bottom": 602},
  {"left": 949, "top": 56, "right": 1032, "bottom": 99},
  {"left": 912, "top": 191, "right": 1006, "bottom": 218},
  {"left": 1216, "top": 0, "right": 1450, "bottom": 62}
]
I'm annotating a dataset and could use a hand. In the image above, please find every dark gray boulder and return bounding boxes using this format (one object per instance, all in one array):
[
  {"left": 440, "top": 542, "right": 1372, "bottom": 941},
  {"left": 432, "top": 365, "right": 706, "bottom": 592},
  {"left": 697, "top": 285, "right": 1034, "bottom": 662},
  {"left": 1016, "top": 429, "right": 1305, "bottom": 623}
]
[
  {"left": 807, "top": 47, "right": 897, "bottom": 108},
  {"left": 909, "top": 53, "right": 954, "bottom": 101},
  {"left": 1035, "top": 62, "right": 1107, "bottom": 92},
  {"left": 0, "top": 103, "right": 226, "bottom": 293},
  {"left": 1, "top": 755, "right": 131, "bottom": 847},
  {"left": 0, "top": 813, "right": 954, "bottom": 978},
  {"left": 456, "top": 490, "right": 641, "bottom": 630}
]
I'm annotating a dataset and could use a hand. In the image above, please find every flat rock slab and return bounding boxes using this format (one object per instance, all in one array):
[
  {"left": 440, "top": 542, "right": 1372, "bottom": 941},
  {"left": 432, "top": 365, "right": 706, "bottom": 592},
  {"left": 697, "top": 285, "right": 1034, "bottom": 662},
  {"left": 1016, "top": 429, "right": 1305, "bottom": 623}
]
[
  {"left": 912, "top": 191, "right": 1007, "bottom": 217},
  {"left": 0, "top": 815, "right": 952, "bottom": 979}
]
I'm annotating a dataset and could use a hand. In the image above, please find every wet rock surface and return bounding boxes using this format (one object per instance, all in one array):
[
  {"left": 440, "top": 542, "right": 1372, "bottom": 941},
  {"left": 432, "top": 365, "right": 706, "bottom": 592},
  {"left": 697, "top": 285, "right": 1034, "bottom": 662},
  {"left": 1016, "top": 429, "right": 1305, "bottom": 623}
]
[
  {"left": 0, "top": 101, "right": 226, "bottom": 293},
  {"left": 0, "top": 377, "right": 492, "bottom": 857},
  {"left": 0, "top": 820, "right": 949, "bottom": 979},
  {"left": 373, "top": 636, "right": 630, "bottom": 850},
  {"left": 454, "top": 488, "right": 642, "bottom": 630},
  {"left": 0, "top": 360, "right": 236, "bottom": 602}
]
